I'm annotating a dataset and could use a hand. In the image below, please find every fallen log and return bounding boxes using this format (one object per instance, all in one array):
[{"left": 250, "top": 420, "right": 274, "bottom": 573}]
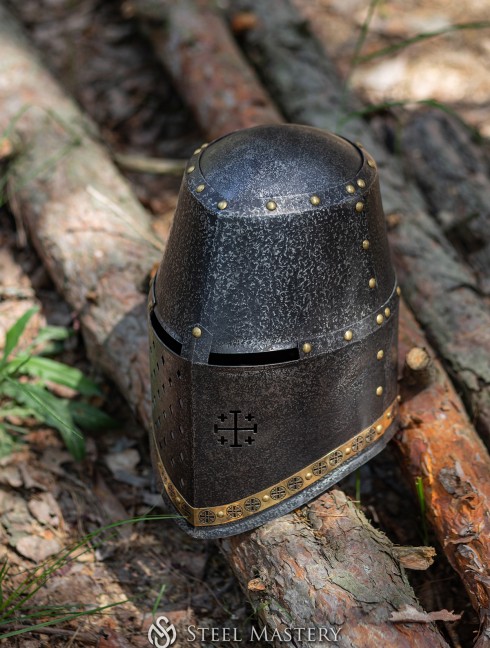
[
  {"left": 401, "top": 108, "right": 490, "bottom": 294},
  {"left": 227, "top": 0, "right": 490, "bottom": 447},
  {"left": 397, "top": 301, "right": 490, "bottom": 648},
  {"left": 0, "top": 4, "right": 162, "bottom": 432},
  {"left": 131, "top": 0, "right": 490, "bottom": 637},
  {"left": 0, "top": 4, "right": 449, "bottom": 644},
  {"left": 222, "top": 490, "right": 449, "bottom": 648},
  {"left": 124, "top": 0, "right": 283, "bottom": 140}
]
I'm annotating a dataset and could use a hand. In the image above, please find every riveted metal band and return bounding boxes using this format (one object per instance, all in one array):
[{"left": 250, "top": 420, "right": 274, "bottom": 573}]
[
  {"left": 152, "top": 398, "right": 398, "bottom": 527},
  {"left": 185, "top": 139, "right": 377, "bottom": 217}
]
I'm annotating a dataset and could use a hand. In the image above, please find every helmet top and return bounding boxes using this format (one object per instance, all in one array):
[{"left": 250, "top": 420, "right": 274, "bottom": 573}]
[{"left": 199, "top": 124, "right": 363, "bottom": 203}]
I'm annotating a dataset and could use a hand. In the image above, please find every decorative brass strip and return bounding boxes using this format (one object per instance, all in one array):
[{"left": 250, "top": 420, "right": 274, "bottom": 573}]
[{"left": 152, "top": 398, "right": 398, "bottom": 527}]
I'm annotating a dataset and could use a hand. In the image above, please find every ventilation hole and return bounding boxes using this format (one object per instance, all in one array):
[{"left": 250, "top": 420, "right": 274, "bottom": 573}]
[
  {"left": 161, "top": 355, "right": 165, "bottom": 365},
  {"left": 163, "top": 411, "right": 167, "bottom": 419},
  {"left": 150, "top": 310, "right": 182, "bottom": 356},
  {"left": 171, "top": 457, "right": 175, "bottom": 467},
  {"left": 179, "top": 399, "right": 184, "bottom": 408},
  {"left": 180, "top": 452, "right": 184, "bottom": 463},
  {"left": 170, "top": 429, "right": 175, "bottom": 440},
  {"left": 208, "top": 347, "right": 300, "bottom": 366},
  {"left": 180, "top": 478, "right": 185, "bottom": 488},
  {"left": 163, "top": 436, "right": 167, "bottom": 446},
  {"left": 169, "top": 404, "right": 173, "bottom": 415},
  {"left": 177, "top": 369, "right": 182, "bottom": 379},
  {"left": 168, "top": 377, "right": 172, "bottom": 386},
  {"left": 179, "top": 425, "right": 184, "bottom": 434}
]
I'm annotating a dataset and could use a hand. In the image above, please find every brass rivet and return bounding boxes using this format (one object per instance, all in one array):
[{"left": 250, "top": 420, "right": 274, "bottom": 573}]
[
  {"left": 302, "top": 342, "right": 312, "bottom": 354},
  {"left": 396, "top": 285, "right": 401, "bottom": 296},
  {"left": 377, "top": 350, "right": 384, "bottom": 360},
  {"left": 345, "top": 447, "right": 351, "bottom": 455},
  {"left": 376, "top": 386, "right": 383, "bottom": 396},
  {"left": 344, "top": 330, "right": 353, "bottom": 341},
  {"left": 217, "top": 511, "right": 225, "bottom": 518},
  {"left": 187, "top": 165, "right": 195, "bottom": 174},
  {"left": 217, "top": 200, "right": 228, "bottom": 210},
  {"left": 201, "top": 143, "right": 209, "bottom": 148},
  {"left": 192, "top": 326, "right": 202, "bottom": 338},
  {"left": 346, "top": 184, "right": 355, "bottom": 194},
  {"left": 356, "top": 141, "right": 363, "bottom": 148},
  {"left": 266, "top": 200, "right": 277, "bottom": 211},
  {"left": 194, "top": 148, "right": 201, "bottom": 155},
  {"left": 376, "top": 314, "right": 384, "bottom": 325},
  {"left": 310, "top": 195, "right": 320, "bottom": 206},
  {"left": 196, "top": 184, "right": 205, "bottom": 193},
  {"left": 387, "top": 410, "right": 392, "bottom": 419},
  {"left": 397, "top": 394, "right": 402, "bottom": 403},
  {"left": 369, "top": 278, "right": 376, "bottom": 289},
  {"left": 263, "top": 494, "right": 270, "bottom": 502},
  {"left": 376, "top": 424, "right": 383, "bottom": 433},
  {"left": 367, "top": 159, "right": 376, "bottom": 168},
  {"left": 385, "top": 307, "right": 391, "bottom": 318},
  {"left": 175, "top": 496, "right": 181, "bottom": 503},
  {"left": 355, "top": 201, "right": 364, "bottom": 212},
  {"left": 305, "top": 472, "right": 313, "bottom": 480},
  {"left": 357, "top": 178, "right": 366, "bottom": 188},
  {"left": 362, "top": 239, "right": 370, "bottom": 250}
]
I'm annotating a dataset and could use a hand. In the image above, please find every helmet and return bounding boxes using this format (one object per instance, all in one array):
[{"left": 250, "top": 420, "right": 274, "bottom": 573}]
[{"left": 148, "top": 124, "right": 399, "bottom": 538}]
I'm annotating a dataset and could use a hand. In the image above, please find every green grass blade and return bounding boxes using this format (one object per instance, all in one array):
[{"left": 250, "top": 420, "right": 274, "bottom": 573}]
[
  {"left": 33, "top": 326, "right": 73, "bottom": 345},
  {"left": 18, "top": 356, "right": 101, "bottom": 396},
  {"left": 338, "top": 0, "right": 381, "bottom": 127},
  {"left": 4, "top": 379, "right": 85, "bottom": 460},
  {"left": 356, "top": 21, "right": 490, "bottom": 64},
  {"left": 152, "top": 583, "right": 166, "bottom": 617},
  {"left": 415, "top": 476, "right": 429, "bottom": 546},
  {"left": 0, "top": 308, "right": 38, "bottom": 368},
  {"left": 0, "top": 599, "right": 129, "bottom": 639},
  {"left": 68, "top": 401, "right": 117, "bottom": 431}
]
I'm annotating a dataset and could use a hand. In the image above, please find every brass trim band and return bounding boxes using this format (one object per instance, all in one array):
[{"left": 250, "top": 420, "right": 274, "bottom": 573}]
[{"left": 153, "top": 398, "right": 398, "bottom": 528}]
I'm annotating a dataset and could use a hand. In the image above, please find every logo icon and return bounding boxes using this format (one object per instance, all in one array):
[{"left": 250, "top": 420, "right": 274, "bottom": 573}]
[{"left": 148, "top": 615, "right": 177, "bottom": 648}]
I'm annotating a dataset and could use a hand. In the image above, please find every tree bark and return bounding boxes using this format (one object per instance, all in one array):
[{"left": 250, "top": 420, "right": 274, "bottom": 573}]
[
  {"left": 401, "top": 109, "right": 490, "bottom": 295},
  {"left": 0, "top": 4, "right": 451, "bottom": 644},
  {"left": 397, "top": 301, "right": 490, "bottom": 648}
]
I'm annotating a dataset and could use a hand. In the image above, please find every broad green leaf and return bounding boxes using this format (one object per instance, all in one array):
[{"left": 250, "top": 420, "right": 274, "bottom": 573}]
[
  {"left": 68, "top": 401, "right": 117, "bottom": 430},
  {"left": 0, "top": 307, "right": 38, "bottom": 368},
  {"left": 4, "top": 380, "right": 85, "bottom": 460},
  {"left": 17, "top": 356, "right": 101, "bottom": 396},
  {"left": 0, "top": 426, "right": 19, "bottom": 459},
  {"left": 34, "top": 326, "right": 72, "bottom": 345},
  {"left": 0, "top": 406, "right": 35, "bottom": 420}
]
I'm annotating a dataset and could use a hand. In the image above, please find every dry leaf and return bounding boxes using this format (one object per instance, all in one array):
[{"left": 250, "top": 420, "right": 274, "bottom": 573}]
[
  {"left": 392, "top": 545, "right": 436, "bottom": 570},
  {"left": 390, "top": 605, "right": 461, "bottom": 623},
  {"left": 248, "top": 578, "right": 266, "bottom": 592}
]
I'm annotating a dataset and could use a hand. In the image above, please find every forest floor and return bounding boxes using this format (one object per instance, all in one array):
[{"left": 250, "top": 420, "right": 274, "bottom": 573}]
[{"left": 0, "top": 0, "right": 488, "bottom": 646}]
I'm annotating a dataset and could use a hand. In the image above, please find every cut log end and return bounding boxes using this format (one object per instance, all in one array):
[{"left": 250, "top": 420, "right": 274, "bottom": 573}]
[{"left": 403, "top": 346, "right": 433, "bottom": 387}]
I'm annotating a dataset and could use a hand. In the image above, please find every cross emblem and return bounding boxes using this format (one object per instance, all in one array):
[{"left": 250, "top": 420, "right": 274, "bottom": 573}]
[
  {"left": 214, "top": 410, "right": 258, "bottom": 447},
  {"left": 287, "top": 476, "right": 304, "bottom": 491},
  {"left": 329, "top": 450, "right": 344, "bottom": 467},
  {"left": 351, "top": 436, "right": 364, "bottom": 453},
  {"left": 365, "top": 428, "right": 376, "bottom": 443},
  {"left": 198, "top": 510, "right": 216, "bottom": 524},
  {"left": 244, "top": 497, "right": 261, "bottom": 512},
  {"left": 226, "top": 504, "right": 243, "bottom": 519}
]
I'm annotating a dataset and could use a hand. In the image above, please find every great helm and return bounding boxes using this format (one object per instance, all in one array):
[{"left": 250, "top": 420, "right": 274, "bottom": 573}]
[{"left": 148, "top": 124, "right": 399, "bottom": 538}]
